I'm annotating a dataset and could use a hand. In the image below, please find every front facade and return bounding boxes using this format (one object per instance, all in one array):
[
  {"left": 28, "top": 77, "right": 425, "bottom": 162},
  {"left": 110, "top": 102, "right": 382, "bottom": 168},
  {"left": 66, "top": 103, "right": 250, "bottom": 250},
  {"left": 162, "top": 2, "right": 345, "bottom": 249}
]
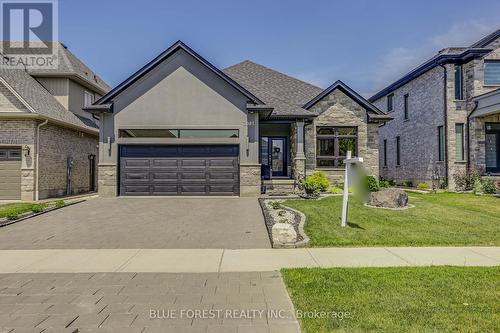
[
  {"left": 89, "top": 41, "right": 390, "bottom": 197},
  {"left": 370, "top": 29, "right": 500, "bottom": 189},
  {"left": 0, "top": 43, "right": 110, "bottom": 200}
]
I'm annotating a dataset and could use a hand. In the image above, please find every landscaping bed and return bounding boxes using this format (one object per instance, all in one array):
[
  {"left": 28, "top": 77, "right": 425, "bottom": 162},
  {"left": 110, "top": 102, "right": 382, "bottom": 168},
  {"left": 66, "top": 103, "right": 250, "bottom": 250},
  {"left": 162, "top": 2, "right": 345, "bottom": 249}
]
[
  {"left": 283, "top": 192, "right": 500, "bottom": 247},
  {"left": 282, "top": 266, "right": 499, "bottom": 333}
]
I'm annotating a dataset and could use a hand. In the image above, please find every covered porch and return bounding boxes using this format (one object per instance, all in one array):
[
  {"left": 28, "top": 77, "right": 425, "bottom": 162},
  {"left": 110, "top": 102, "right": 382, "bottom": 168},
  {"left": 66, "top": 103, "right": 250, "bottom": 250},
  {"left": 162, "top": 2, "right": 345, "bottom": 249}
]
[
  {"left": 471, "top": 88, "right": 500, "bottom": 175},
  {"left": 259, "top": 119, "right": 308, "bottom": 194}
]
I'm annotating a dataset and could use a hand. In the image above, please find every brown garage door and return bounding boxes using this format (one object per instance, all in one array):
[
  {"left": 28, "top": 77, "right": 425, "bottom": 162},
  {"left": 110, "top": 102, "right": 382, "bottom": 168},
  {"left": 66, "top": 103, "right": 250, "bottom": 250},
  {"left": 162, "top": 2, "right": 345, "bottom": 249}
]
[
  {"left": 0, "top": 148, "right": 21, "bottom": 200},
  {"left": 119, "top": 145, "right": 239, "bottom": 196}
]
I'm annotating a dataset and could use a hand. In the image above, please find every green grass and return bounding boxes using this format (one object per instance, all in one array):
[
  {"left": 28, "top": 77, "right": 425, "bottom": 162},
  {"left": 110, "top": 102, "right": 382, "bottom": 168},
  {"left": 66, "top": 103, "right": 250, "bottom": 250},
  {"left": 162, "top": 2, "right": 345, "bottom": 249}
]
[
  {"left": 0, "top": 203, "right": 46, "bottom": 219},
  {"left": 282, "top": 266, "right": 500, "bottom": 333},
  {"left": 283, "top": 192, "right": 500, "bottom": 247}
]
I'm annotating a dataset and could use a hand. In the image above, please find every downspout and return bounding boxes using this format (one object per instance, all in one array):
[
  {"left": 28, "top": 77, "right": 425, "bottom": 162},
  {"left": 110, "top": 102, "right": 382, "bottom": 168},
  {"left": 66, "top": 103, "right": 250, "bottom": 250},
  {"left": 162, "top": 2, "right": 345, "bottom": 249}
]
[
  {"left": 438, "top": 63, "right": 449, "bottom": 187},
  {"left": 35, "top": 119, "right": 49, "bottom": 201}
]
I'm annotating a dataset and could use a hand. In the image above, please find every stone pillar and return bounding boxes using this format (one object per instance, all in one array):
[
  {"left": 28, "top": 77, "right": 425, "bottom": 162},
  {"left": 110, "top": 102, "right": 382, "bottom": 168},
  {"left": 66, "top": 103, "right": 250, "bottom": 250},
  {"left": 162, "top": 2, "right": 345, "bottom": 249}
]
[
  {"left": 292, "top": 121, "right": 306, "bottom": 182},
  {"left": 98, "top": 164, "right": 117, "bottom": 197},
  {"left": 239, "top": 164, "right": 261, "bottom": 197}
]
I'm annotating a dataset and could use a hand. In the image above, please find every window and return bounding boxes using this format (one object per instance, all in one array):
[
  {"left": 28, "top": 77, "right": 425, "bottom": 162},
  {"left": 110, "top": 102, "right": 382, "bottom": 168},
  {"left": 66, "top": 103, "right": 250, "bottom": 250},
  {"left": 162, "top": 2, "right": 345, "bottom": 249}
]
[
  {"left": 383, "top": 139, "right": 387, "bottom": 166},
  {"left": 387, "top": 94, "right": 394, "bottom": 112},
  {"left": 316, "top": 126, "right": 357, "bottom": 168},
  {"left": 455, "top": 123, "right": 465, "bottom": 161},
  {"left": 438, "top": 126, "right": 445, "bottom": 161},
  {"left": 396, "top": 136, "right": 400, "bottom": 166},
  {"left": 403, "top": 94, "right": 409, "bottom": 120},
  {"left": 84, "top": 91, "right": 94, "bottom": 107},
  {"left": 118, "top": 129, "right": 239, "bottom": 138},
  {"left": 454, "top": 65, "right": 463, "bottom": 100},
  {"left": 484, "top": 61, "right": 500, "bottom": 85}
]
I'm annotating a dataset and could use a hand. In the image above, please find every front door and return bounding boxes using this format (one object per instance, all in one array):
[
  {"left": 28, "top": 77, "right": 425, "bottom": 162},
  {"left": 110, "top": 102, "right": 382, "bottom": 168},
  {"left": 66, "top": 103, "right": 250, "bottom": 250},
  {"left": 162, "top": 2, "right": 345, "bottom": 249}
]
[
  {"left": 270, "top": 138, "right": 286, "bottom": 177},
  {"left": 486, "top": 123, "right": 500, "bottom": 173}
]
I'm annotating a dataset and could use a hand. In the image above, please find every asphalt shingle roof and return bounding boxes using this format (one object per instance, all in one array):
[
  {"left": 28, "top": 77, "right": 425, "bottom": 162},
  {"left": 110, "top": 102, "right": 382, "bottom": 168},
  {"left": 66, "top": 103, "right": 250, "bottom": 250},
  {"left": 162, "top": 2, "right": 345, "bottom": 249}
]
[
  {"left": 223, "top": 60, "right": 322, "bottom": 117},
  {"left": 0, "top": 67, "right": 99, "bottom": 131}
]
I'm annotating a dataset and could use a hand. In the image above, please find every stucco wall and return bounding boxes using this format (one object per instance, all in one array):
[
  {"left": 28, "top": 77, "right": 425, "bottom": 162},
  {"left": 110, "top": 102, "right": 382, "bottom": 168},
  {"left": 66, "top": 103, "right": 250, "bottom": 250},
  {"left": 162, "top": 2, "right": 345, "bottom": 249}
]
[
  {"left": 305, "top": 89, "right": 379, "bottom": 184},
  {"left": 38, "top": 123, "right": 98, "bottom": 199}
]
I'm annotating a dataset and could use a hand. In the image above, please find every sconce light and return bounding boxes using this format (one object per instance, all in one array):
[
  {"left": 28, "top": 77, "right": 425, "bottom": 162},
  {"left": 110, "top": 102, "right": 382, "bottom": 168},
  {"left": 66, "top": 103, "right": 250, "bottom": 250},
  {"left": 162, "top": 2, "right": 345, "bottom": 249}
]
[{"left": 22, "top": 145, "right": 30, "bottom": 157}]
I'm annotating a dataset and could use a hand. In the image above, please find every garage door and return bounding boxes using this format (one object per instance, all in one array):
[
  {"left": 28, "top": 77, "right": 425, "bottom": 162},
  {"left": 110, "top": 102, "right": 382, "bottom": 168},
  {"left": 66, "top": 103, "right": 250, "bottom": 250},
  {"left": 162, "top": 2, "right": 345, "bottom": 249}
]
[
  {"left": 119, "top": 145, "right": 239, "bottom": 196},
  {"left": 0, "top": 148, "right": 21, "bottom": 200}
]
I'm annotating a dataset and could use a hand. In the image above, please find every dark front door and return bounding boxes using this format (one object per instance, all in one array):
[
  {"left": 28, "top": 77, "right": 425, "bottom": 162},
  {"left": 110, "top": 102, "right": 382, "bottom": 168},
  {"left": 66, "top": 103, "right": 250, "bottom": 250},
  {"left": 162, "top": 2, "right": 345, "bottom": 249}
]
[
  {"left": 486, "top": 123, "right": 500, "bottom": 173},
  {"left": 119, "top": 145, "right": 239, "bottom": 196},
  {"left": 270, "top": 138, "right": 286, "bottom": 177}
]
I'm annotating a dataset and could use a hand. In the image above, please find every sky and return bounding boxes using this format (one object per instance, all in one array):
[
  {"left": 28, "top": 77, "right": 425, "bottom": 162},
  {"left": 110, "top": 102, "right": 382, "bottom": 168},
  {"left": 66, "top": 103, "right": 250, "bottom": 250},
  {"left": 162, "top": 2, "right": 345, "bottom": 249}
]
[{"left": 59, "top": 0, "right": 500, "bottom": 97}]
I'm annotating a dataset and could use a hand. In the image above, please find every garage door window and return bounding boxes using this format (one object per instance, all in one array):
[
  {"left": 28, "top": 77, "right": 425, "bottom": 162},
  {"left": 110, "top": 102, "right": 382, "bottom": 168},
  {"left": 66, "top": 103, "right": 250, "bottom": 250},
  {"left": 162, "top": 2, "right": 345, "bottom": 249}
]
[
  {"left": 119, "top": 129, "right": 239, "bottom": 138},
  {"left": 179, "top": 129, "right": 238, "bottom": 138},
  {"left": 119, "top": 129, "right": 178, "bottom": 138}
]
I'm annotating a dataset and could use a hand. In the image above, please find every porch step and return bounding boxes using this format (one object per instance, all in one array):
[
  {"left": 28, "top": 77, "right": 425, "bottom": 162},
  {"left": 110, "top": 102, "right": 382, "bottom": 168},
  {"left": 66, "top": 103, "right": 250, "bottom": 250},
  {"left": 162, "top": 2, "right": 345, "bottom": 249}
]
[{"left": 263, "top": 179, "right": 297, "bottom": 195}]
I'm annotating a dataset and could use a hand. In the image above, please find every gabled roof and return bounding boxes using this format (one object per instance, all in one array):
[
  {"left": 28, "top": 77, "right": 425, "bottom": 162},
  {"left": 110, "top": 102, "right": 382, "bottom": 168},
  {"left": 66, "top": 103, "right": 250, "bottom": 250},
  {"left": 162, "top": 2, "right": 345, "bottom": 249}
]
[
  {"left": 304, "top": 80, "right": 386, "bottom": 118},
  {"left": 369, "top": 29, "right": 499, "bottom": 102},
  {"left": 95, "top": 41, "right": 263, "bottom": 106},
  {"left": 2, "top": 42, "right": 111, "bottom": 94},
  {"left": 223, "top": 60, "right": 322, "bottom": 117},
  {"left": 0, "top": 67, "right": 99, "bottom": 132}
]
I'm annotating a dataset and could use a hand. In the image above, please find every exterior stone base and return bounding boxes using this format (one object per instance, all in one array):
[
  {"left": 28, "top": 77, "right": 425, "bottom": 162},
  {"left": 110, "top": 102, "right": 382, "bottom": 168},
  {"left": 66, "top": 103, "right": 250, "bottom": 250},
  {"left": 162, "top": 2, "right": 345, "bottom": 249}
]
[
  {"left": 262, "top": 179, "right": 297, "bottom": 195},
  {"left": 21, "top": 168, "right": 35, "bottom": 201},
  {"left": 240, "top": 164, "right": 261, "bottom": 197},
  {"left": 98, "top": 164, "right": 117, "bottom": 197}
]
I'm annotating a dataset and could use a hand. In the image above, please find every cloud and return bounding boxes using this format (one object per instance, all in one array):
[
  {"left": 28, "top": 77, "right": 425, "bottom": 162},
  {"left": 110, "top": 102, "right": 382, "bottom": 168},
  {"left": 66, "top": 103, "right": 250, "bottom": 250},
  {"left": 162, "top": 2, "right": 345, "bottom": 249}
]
[{"left": 370, "top": 21, "right": 497, "bottom": 94}]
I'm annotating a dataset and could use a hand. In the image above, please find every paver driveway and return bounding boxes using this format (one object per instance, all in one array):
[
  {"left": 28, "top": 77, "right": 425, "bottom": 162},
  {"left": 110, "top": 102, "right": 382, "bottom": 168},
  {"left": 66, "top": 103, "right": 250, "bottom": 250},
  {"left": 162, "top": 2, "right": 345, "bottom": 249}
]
[{"left": 0, "top": 198, "right": 271, "bottom": 249}]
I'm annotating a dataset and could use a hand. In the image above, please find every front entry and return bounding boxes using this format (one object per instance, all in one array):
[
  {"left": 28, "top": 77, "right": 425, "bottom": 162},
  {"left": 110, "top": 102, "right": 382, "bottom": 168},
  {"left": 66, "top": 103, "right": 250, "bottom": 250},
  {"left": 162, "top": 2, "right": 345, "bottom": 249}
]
[
  {"left": 485, "top": 123, "right": 500, "bottom": 173},
  {"left": 260, "top": 137, "right": 287, "bottom": 179}
]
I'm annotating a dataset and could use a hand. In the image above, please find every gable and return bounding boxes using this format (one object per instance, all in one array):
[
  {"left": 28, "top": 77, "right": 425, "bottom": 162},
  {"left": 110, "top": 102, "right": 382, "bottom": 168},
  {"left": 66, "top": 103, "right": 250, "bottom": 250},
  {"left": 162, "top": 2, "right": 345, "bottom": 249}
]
[
  {"left": 311, "top": 88, "right": 367, "bottom": 123},
  {"left": 0, "top": 81, "right": 29, "bottom": 112}
]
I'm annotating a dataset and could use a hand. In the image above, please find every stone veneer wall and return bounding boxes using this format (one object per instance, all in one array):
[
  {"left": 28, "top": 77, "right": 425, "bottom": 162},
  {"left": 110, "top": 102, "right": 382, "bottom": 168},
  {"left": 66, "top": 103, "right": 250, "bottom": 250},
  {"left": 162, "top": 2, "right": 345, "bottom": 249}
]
[
  {"left": 0, "top": 120, "right": 36, "bottom": 201},
  {"left": 239, "top": 164, "right": 261, "bottom": 196},
  {"left": 305, "top": 89, "right": 379, "bottom": 184},
  {"left": 38, "top": 123, "right": 98, "bottom": 199},
  {"left": 98, "top": 164, "right": 117, "bottom": 197}
]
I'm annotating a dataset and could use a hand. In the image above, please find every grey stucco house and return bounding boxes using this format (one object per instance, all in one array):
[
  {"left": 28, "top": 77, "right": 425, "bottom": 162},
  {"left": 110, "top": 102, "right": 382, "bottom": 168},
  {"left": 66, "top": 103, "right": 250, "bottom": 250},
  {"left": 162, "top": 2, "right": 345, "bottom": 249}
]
[
  {"left": 370, "top": 29, "right": 500, "bottom": 190},
  {"left": 87, "top": 41, "right": 391, "bottom": 197},
  {"left": 0, "top": 43, "right": 110, "bottom": 200}
]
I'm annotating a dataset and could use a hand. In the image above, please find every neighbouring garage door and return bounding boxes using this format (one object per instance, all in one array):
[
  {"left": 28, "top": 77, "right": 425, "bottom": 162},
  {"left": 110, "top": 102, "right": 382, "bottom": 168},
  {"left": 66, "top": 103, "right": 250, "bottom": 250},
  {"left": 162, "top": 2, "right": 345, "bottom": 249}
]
[
  {"left": 119, "top": 145, "right": 239, "bottom": 196},
  {"left": 0, "top": 148, "right": 22, "bottom": 200}
]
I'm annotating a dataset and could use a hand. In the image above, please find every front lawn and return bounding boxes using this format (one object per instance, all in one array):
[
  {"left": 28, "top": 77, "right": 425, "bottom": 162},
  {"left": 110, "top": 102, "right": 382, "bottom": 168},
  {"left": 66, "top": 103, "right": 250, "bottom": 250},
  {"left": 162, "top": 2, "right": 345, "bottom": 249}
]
[
  {"left": 282, "top": 266, "right": 500, "bottom": 333},
  {"left": 0, "top": 203, "right": 41, "bottom": 219},
  {"left": 283, "top": 192, "right": 500, "bottom": 247}
]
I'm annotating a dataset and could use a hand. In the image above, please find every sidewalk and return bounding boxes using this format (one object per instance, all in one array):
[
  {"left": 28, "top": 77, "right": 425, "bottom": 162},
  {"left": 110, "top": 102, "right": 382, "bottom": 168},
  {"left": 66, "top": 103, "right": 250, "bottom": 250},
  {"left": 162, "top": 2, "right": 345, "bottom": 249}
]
[{"left": 0, "top": 247, "right": 498, "bottom": 273}]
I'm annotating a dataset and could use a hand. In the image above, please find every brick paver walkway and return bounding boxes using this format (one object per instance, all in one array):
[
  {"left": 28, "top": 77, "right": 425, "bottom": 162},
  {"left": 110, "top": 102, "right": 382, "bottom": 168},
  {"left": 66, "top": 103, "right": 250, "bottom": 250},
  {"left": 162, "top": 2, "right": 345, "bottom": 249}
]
[{"left": 0, "top": 272, "right": 300, "bottom": 333}]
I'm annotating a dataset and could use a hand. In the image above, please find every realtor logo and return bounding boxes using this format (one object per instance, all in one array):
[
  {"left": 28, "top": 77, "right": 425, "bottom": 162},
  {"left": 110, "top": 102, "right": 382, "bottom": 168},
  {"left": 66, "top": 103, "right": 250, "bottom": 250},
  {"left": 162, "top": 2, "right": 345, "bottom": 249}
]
[{"left": 0, "top": 0, "right": 58, "bottom": 68}]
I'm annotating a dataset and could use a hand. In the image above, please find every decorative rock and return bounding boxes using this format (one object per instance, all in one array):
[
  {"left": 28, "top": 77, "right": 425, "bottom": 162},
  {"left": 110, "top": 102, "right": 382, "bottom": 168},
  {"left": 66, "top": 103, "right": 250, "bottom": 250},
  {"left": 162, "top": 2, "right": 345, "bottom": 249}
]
[
  {"left": 368, "top": 188, "right": 408, "bottom": 208},
  {"left": 272, "top": 223, "right": 297, "bottom": 247}
]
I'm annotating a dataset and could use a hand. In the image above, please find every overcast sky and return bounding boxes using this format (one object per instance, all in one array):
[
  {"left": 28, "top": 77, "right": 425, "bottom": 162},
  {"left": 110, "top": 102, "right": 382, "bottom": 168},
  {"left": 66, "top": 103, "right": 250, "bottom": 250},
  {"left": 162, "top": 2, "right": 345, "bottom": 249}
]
[{"left": 59, "top": 0, "right": 500, "bottom": 97}]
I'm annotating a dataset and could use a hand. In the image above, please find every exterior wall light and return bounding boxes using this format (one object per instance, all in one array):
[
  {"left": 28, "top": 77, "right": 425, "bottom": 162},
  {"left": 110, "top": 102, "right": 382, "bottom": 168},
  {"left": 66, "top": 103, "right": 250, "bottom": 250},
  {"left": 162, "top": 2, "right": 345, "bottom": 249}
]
[{"left": 22, "top": 145, "right": 30, "bottom": 157}]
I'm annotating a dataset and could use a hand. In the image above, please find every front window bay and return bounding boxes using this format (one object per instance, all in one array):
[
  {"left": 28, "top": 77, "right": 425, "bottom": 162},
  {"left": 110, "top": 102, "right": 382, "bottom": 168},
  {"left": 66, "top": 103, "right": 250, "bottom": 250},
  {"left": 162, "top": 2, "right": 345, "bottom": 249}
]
[{"left": 316, "top": 126, "right": 357, "bottom": 168}]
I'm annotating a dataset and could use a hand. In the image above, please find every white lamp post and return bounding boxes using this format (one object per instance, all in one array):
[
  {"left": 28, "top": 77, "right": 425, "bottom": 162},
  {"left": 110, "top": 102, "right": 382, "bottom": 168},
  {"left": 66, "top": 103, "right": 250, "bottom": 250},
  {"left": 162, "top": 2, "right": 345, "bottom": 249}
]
[{"left": 341, "top": 151, "right": 363, "bottom": 227}]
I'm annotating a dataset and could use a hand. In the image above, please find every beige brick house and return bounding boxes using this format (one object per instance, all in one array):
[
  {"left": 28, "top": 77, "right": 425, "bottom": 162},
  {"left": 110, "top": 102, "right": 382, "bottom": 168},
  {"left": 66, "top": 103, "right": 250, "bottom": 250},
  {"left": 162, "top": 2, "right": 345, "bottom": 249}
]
[
  {"left": 370, "top": 29, "right": 500, "bottom": 190},
  {"left": 87, "top": 41, "right": 391, "bottom": 197},
  {"left": 0, "top": 43, "right": 110, "bottom": 200}
]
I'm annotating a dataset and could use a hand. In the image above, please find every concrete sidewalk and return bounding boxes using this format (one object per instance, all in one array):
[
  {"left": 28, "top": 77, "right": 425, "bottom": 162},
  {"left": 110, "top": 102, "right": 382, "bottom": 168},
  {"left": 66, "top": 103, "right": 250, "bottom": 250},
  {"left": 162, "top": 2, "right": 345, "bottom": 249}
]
[{"left": 0, "top": 247, "right": 498, "bottom": 273}]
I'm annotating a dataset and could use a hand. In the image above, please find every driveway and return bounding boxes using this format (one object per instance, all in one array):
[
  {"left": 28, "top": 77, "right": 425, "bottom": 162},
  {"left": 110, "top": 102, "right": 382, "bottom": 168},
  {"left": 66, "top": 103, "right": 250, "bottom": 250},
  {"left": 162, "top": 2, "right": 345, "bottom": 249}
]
[{"left": 0, "top": 198, "right": 271, "bottom": 249}]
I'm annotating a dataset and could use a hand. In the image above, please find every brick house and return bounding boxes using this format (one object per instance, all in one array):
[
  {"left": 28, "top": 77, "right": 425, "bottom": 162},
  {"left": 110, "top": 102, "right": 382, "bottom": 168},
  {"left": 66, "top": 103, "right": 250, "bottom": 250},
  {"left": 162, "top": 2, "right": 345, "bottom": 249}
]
[
  {"left": 369, "top": 29, "right": 500, "bottom": 189},
  {"left": 87, "top": 41, "right": 391, "bottom": 197},
  {"left": 0, "top": 43, "right": 110, "bottom": 200}
]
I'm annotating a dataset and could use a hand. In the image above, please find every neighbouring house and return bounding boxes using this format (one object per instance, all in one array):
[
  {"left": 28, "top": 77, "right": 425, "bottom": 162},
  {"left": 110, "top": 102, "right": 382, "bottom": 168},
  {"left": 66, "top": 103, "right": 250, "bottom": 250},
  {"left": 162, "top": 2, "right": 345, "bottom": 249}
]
[
  {"left": 0, "top": 43, "right": 110, "bottom": 200},
  {"left": 87, "top": 41, "right": 391, "bottom": 197},
  {"left": 370, "top": 29, "right": 500, "bottom": 190}
]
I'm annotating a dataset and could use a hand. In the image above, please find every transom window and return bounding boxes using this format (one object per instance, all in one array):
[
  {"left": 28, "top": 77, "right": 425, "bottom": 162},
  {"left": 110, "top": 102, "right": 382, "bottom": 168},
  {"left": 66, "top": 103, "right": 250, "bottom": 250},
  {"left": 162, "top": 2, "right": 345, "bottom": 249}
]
[
  {"left": 118, "top": 129, "right": 239, "bottom": 138},
  {"left": 316, "top": 126, "right": 357, "bottom": 168}
]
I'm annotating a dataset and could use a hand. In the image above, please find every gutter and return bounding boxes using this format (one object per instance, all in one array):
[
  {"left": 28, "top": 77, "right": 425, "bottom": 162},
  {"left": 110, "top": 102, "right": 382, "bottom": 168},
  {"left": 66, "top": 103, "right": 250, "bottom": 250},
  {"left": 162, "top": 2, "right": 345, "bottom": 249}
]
[
  {"left": 35, "top": 119, "right": 49, "bottom": 201},
  {"left": 438, "top": 63, "right": 449, "bottom": 186}
]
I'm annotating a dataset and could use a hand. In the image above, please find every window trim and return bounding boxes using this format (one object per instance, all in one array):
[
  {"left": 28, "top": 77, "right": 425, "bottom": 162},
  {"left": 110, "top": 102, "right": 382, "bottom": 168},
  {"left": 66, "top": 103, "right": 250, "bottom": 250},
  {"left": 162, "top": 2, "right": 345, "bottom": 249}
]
[
  {"left": 395, "top": 136, "right": 401, "bottom": 166},
  {"left": 403, "top": 94, "right": 409, "bottom": 120},
  {"left": 316, "top": 126, "right": 358, "bottom": 169},
  {"left": 387, "top": 93, "right": 394, "bottom": 112}
]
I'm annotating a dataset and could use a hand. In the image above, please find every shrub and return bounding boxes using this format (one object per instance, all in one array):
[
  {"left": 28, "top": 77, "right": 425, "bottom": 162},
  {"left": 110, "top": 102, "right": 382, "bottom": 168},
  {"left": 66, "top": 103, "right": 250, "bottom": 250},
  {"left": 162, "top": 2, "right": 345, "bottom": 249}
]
[
  {"left": 55, "top": 200, "right": 65, "bottom": 208},
  {"left": 307, "top": 172, "right": 330, "bottom": 192},
  {"left": 365, "top": 176, "right": 380, "bottom": 192},
  {"left": 481, "top": 177, "right": 497, "bottom": 195},
  {"left": 269, "top": 201, "right": 281, "bottom": 209},
  {"left": 379, "top": 180, "right": 390, "bottom": 188},
  {"left": 302, "top": 177, "right": 323, "bottom": 197},
  {"left": 453, "top": 167, "right": 483, "bottom": 191},
  {"left": 473, "top": 179, "right": 483, "bottom": 194},
  {"left": 6, "top": 212, "right": 18, "bottom": 220},
  {"left": 31, "top": 204, "right": 45, "bottom": 213},
  {"left": 403, "top": 180, "right": 413, "bottom": 188},
  {"left": 416, "top": 183, "right": 430, "bottom": 190},
  {"left": 327, "top": 186, "right": 343, "bottom": 194}
]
